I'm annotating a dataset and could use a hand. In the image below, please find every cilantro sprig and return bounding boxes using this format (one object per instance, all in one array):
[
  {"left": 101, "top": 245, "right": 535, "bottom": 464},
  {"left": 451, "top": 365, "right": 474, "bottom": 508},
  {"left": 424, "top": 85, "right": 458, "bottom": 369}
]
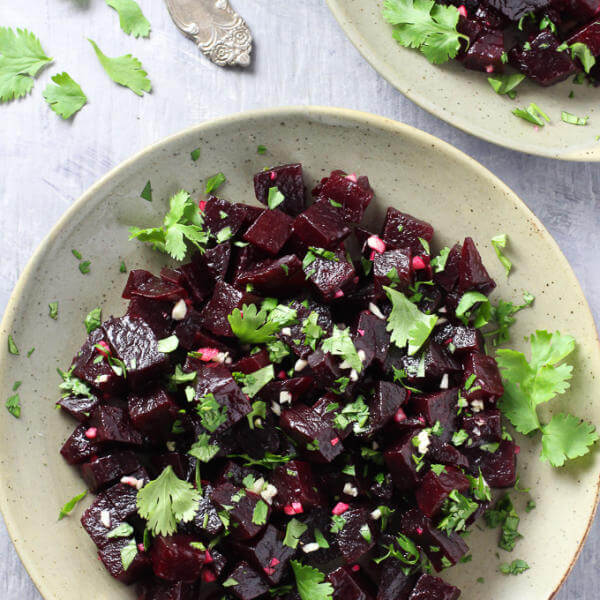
[
  {"left": 229, "top": 303, "right": 295, "bottom": 344},
  {"left": 106, "top": 0, "right": 151, "bottom": 38},
  {"left": 291, "top": 561, "right": 333, "bottom": 600}
]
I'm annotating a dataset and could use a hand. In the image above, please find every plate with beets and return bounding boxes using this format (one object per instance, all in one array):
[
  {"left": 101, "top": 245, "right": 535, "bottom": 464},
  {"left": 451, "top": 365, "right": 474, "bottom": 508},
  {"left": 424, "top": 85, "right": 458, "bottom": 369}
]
[
  {"left": 326, "top": 0, "right": 600, "bottom": 160},
  {"left": 1, "top": 107, "right": 599, "bottom": 600}
]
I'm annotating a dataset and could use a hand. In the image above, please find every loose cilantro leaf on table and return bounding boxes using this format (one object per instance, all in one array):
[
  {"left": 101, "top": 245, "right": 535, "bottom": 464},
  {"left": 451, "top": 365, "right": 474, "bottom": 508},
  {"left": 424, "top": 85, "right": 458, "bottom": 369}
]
[
  {"left": 136, "top": 466, "right": 200, "bottom": 536},
  {"left": 190, "top": 147, "right": 201, "bottom": 161},
  {"left": 291, "top": 561, "right": 333, "bottom": 600},
  {"left": 0, "top": 27, "right": 53, "bottom": 103},
  {"left": 513, "top": 102, "right": 550, "bottom": 127},
  {"left": 79, "top": 260, "right": 91, "bottom": 274},
  {"left": 561, "top": 111, "right": 588, "bottom": 126},
  {"left": 106, "top": 0, "right": 151, "bottom": 38},
  {"left": 129, "top": 190, "right": 208, "bottom": 260},
  {"left": 228, "top": 303, "right": 282, "bottom": 344},
  {"left": 42, "top": 72, "right": 87, "bottom": 119},
  {"left": 484, "top": 493, "right": 522, "bottom": 552},
  {"left": 88, "top": 39, "right": 151, "bottom": 96},
  {"left": 58, "top": 490, "right": 87, "bottom": 520},
  {"left": 384, "top": 286, "right": 438, "bottom": 355},
  {"left": 382, "top": 0, "right": 469, "bottom": 65},
  {"left": 486, "top": 292, "right": 534, "bottom": 345}
]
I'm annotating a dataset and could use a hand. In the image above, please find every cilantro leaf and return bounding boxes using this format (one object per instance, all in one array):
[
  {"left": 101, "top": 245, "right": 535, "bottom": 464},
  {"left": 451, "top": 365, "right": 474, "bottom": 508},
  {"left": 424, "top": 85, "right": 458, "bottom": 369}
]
[
  {"left": 235, "top": 365, "right": 275, "bottom": 399},
  {"left": 106, "top": 0, "right": 151, "bottom": 38},
  {"left": 513, "top": 102, "right": 550, "bottom": 127},
  {"left": 136, "top": 466, "right": 200, "bottom": 536},
  {"left": 561, "top": 111, "right": 588, "bottom": 126},
  {"left": 321, "top": 325, "right": 363, "bottom": 372},
  {"left": 228, "top": 303, "right": 281, "bottom": 344},
  {"left": 42, "top": 72, "right": 87, "bottom": 119},
  {"left": 486, "top": 292, "right": 534, "bottom": 345},
  {"left": 0, "top": 27, "right": 53, "bottom": 103},
  {"left": 6, "top": 394, "right": 21, "bottom": 418},
  {"left": 291, "top": 561, "right": 333, "bottom": 600},
  {"left": 252, "top": 499, "right": 269, "bottom": 525},
  {"left": 188, "top": 434, "right": 220, "bottom": 463},
  {"left": 205, "top": 172, "right": 226, "bottom": 195},
  {"left": 267, "top": 187, "right": 285, "bottom": 210},
  {"left": 570, "top": 42, "right": 596, "bottom": 74},
  {"left": 384, "top": 286, "right": 438, "bottom": 355},
  {"left": 283, "top": 518, "right": 308, "bottom": 548},
  {"left": 7, "top": 334, "right": 19, "bottom": 355},
  {"left": 88, "top": 39, "right": 151, "bottom": 96},
  {"left": 58, "top": 490, "right": 87, "bottom": 520},
  {"left": 455, "top": 291, "right": 489, "bottom": 326},
  {"left": 84, "top": 307, "right": 102, "bottom": 334},
  {"left": 491, "top": 234, "right": 511, "bottom": 277},
  {"left": 500, "top": 559, "right": 530, "bottom": 575},
  {"left": 430, "top": 246, "right": 450, "bottom": 273},
  {"left": 487, "top": 73, "right": 525, "bottom": 97},
  {"left": 229, "top": 452, "right": 291, "bottom": 469},
  {"left": 107, "top": 522, "right": 134, "bottom": 539},
  {"left": 48, "top": 301, "right": 59, "bottom": 320},
  {"left": 540, "top": 414, "right": 599, "bottom": 467},
  {"left": 120, "top": 538, "right": 138, "bottom": 571},
  {"left": 382, "top": 0, "right": 468, "bottom": 65}
]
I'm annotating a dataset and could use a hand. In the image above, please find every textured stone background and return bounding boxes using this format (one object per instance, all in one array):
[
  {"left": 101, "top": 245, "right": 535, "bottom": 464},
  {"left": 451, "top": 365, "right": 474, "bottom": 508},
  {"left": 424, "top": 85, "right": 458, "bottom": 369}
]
[{"left": 1, "top": 1, "right": 599, "bottom": 598}]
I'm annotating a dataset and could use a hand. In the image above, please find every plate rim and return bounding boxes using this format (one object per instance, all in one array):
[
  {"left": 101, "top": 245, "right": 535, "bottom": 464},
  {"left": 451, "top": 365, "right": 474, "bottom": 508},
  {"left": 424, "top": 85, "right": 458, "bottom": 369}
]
[
  {"left": 325, "top": 0, "right": 600, "bottom": 162},
  {"left": 1, "top": 105, "right": 599, "bottom": 599}
]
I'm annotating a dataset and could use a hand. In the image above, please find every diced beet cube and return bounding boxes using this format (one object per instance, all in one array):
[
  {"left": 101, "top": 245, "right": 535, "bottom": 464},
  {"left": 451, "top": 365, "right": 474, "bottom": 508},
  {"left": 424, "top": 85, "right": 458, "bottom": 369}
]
[
  {"left": 271, "top": 460, "right": 323, "bottom": 512},
  {"left": 81, "top": 492, "right": 122, "bottom": 548},
  {"left": 313, "top": 171, "right": 374, "bottom": 224},
  {"left": 72, "top": 328, "right": 124, "bottom": 394},
  {"left": 408, "top": 574, "right": 461, "bottom": 600},
  {"left": 400, "top": 509, "right": 469, "bottom": 571},
  {"left": 218, "top": 461, "right": 263, "bottom": 488},
  {"left": 80, "top": 451, "right": 140, "bottom": 492},
  {"left": 415, "top": 466, "right": 470, "bottom": 517},
  {"left": 433, "top": 323, "right": 484, "bottom": 356},
  {"left": 305, "top": 248, "right": 357, "bottom": 302},
  {"left": 463, "top": 352, "right": 504, "bottom": 401},
  {"left": 353, "top": 311, "right": 390, "bottom": 370},
  {"left": 254, "top": 164, "right": 306, "bottom": 217},
  {"left": 202, "top": 546, "right": 227, "bottom": 580},
  {"left": 230, "top": 244, "right": 270, "bottom": 283},
  {"left": 60, "top": 425, "right": 100, "bottom": 465},
  {"left": 434, "top": 243, "right": 461, "bottom": 292},
  {"left": 151, "top": 453, "right": 196, "bottom": 482},
  {"left": 377, "top": 555, "right": 416, "bottom": 600},
  {"left": 366, "top": 381, "right": 407, "bottom": 435},
  {"left": 99, "top": 537, "right": 150, "bottom": 584},
  {"left": 260, "top": 376, "right": 315, "bottom": 406},
  {"left": 307, "top": 350, "right": 343, "bottom": 390},
  {"left": 384, "top": 434, "right": 422, "bottom": 491},
  {"left": 105, "top": 469, "right": 150, "bottom": 520},
  {"left": 123, "top": 270, "right": 186, "bottom": 302},
  {"left": 381, "top": 207, "right": 434, "bottom": 255},
  {"left": 199, "top": 280, "right": 260, "bottom": 338},
  {"left": 174, "top": 309, "right": 235, "bottom": 354},
  {"left": 486, "top": 0, "right": 550, "bottom": 20},
  {"left": 235, "top": 255, "right": 307, "bottom": 296},
  {"left": 230, "top": 524, "right": 295, "bottom": 585},
  {"left": 457, "top": 237, "right": 496, "bottom": 296},
  {"left": 102, "top": 316, "right": 170, "bottom": 390},
  {"left": 211, "top": 483, "right": 270, "bottom": 540},
  {"left": 373, "top": 248, "right": 412, "bottom": 294},
  {"left": 280, "top": 404, "right": 344, "bottom": 463},
  {"left": 239, "top": 203, "right": 266, "bottom": 228},
  {"left": 127, "top": 297, "right": 175, "bottom": 340},
  {"left": 426, "top": 437, "right": 470, "bottom": 470},
  {"left": 57, "top": 392, "right": 100, "bottom": 423},
  {"left": 202, "top": 196, "right": 247, "bottom": 239},
  {"left": 328, "top": 566, "right": 374, "bottom": 600},
  {"left": 461, "top": 29, "right": 505, "bottom": 72},
  {"left": 462, "top": 409, "right": 502, "bottom": 447},
  {"left": 509, "top": 30, "right": 578, "bottom": 86},
  {"left": 412, "top": 388, "right": 459, "bottom": 443},
  {"left": 136, "top": 579, "right": 198, "bottom": 600},
  {"left": 401, "top": 343, "right": 461, "bottom": 388},
  {"left": 89, "top": 405, "right": 143, "bottom": 446},
  {"left": 232, "top": 348, "right": 271, "bottom": 374},
  {"left": 186, "top": 482, "right": 223, "bottom": 537},
  {"left": 312, "top": 393, "right": 352, "bottom": 440},
  {"left": 570, "top": 20, "right": 600, "bottom": 62},
  {"left": 193, "top": 364, "right": 252, "bottom": 433},
  {"left": 128, "top": 387, "right": 178, "bottom": 439},
  {"left": 193, "top": 242, "right": 231, "bottom": 283},
  {"left": 292, "top": 199, "right": 351, "bottom": 249},
  {"left": 225, "top": 561, "right": 269, "bottom": 600},
  {"left": 150, "top": 534, "right": 206, "bottom": 582},
  {"left": 335, "top": 506, "right": 375, "bottom": 563},
  {"left": 243, "top": 209, "right": 293, "bottom": 255},
  {"left": 466, "top": 440, "right": 517, "bottom": 488},
  {"left": 178, "top": 262, "right": 212, "bottom": 305},
  {"left": 562, "top": 0, "right": 600, "bottom": 20},
  {"left": 368, "top": 471, "right": 394, "bottom": 503}
]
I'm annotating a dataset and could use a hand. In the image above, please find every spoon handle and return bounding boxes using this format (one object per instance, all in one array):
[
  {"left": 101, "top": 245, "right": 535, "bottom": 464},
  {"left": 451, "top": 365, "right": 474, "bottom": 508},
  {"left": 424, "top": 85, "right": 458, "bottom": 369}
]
[{"left": 163, "top": 0, "right": 253, "bottom": 67}]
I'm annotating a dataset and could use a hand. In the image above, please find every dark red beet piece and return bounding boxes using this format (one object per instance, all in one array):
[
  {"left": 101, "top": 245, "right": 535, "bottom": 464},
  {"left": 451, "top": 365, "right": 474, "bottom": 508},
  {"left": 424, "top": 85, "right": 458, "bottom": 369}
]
[
  {"left": 81, "top": 492, "right": 122, "bottom": 548},
  {"left": 427, "top": 437, "right": 470, "bottom": 470},
  {"left": 151, "top": 452, "right": 196, "bottom": 483},
  {"left": 193, "top": 242, "right": 231, "bottom": 283},
  {"left": 99, "top": 537, "right": 150, "bottom": 584},
  {"left": 106, "top": 469, "right": 149, "bottom": 520},
  {"left": 415, "top": 466, "right": 470, "bottom": 517},
  {"left": 202, "top": 196, "right": 247, "bottom": 239},
  {"left": 225, "top": 561, "right": 269, "bottom": 600},
  {"left": 128, "top": 387, "right": 178, "bottom": 439},
  {"left": 412, "top": 388, "right": 459, "bottom": 443},
  {"left": 260, "top": 376, "right": 315, "bottom": 406},
  {"left": 466, "top": 440, "right": 517, "bottom": 488},
  {"left": 353, "top": 311, "right": 390, "bottom": 370},
  {"left": 89, "top": 404, "right": 143, "bottom": 446},
  {"left": 461, "top": 29, "right": 505, "bottom": 72},
  {"left": 211, "top": 483, "right": 270, "bottom": 540},
  {"left": 198, "top": 280, "right": 259, "bottom": 338},
  {"left": 400, "top": 509, "right": 469, "bottom": 571},
  {"left": 243, "top": 208, "right": 293, "bottom": 255},
  {"left": 381, "top": 207, "right": 434, "bottom": 255},
  {"left": 335, "top": 506, "right": 375, "bottom": 563},
  {"left": 486, "top": 0, "right": 550, "bottom": 20},
  {"left": 80, "top": 451, "right": 140, "bottom": 492},
  {"left": 150, "top": 534, "right": 206, "bottom": 582},
  {"left": 182, "top": 483, "right": 223, "bottom": 537},
  {"left": 328, "top": 566, "right": 374, "bottom": 600},
  {"left": 270, "top": 460, "right": 323, "bottom": 512},
  {"left": 280, "top": 404, "right": 344, "bottom": 463},
  {"left": 433, "top": 323, "right": 484, "bottom": 356},
  {"left": 174, "top": 309, "right": 235, "bottom": 354},
  {"left": 254, "top": 163, "right": 306, "bottom": 216},
  {"left": 305, "top": 248, "right": 358, "bottom": 302},
  {"left": 60, "top": 424, "right": 100, "bottom": 465},
  {"left": 306, "top": 350, "right": 343, "bottom": 390},
  {"left": 232, "top": 348, "right": 271, "bottom": 374},
  {"left": 235, "top": 255, "right": 306, "bottom": 296},
  {"left": 366, "top": 381, "right": 407, "bottom": 435},
  {"left": 458, "top": 237, "right": 496, "bottom": 296},
  {"left": 408, "top": 574, "right": 461, "bottom": 600},
  {"left": 377, "top": 555, "right": 417, "bottom": 600},
  {"left": 123, "top": 270, "right": 186, "bottom": 302},
  {"left": 137, "top": 579, "right": 198, "bottom": 600},
  {"left": 373, "top": 248, "right": 412, "bottom": 294},
  {"left": 127, "top": 297, "right": 175, "bottom": 340},
  {"left": 384, "top": 433, "right": 422, "bottom": 491},
  {"left": 463, "top": 352, "right": 504, "bottom": 401},
  {"left": 309, "top": 393, "right": 352, "bottom": 439},
  {"left": 57, "top": 392, "right": 100, "bottom": 423},
  {"left": 178, "top": 262, "right": 212, "bottom": 305},
  {"left": 292, "top": 199, "right": 351, "bottom": 249},
  {"left": 313, "top": 171, "right": 374, "bottom": 224},
  {"left": 462, "top": 409, "right": 502, "bottom": 447}
]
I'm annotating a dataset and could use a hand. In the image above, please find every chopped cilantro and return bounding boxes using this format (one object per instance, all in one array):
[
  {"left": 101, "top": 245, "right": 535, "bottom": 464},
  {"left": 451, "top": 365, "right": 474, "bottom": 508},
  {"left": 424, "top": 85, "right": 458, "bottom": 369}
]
[
  {"left": 267, "top": 186, "right": 285, "bottom": 209},
  {"left": 140, "top": 180, "right": 152, "bottom": 202},
  {"left": 5, "top": 394, "right": 21, "bottom": 418},
  {"left": 7, "top": 334, "right": 19, "bottom": 355},
  {"left": 229, "top": 303, "right": 283, "bottom": 344},
  {"left": 48, "top": 302, "right": 59, "bottom": 320},
  {"left": 196, "top": 393, "right": 228, "bottom": 433},
  {"left": 561, "top": 111, "right": 589, "bottom": 126},
  {"left": 257, "top": 145, "right": 267, "bottom": 154},
  {"left": 79, "top": 260, "right": 91, "bottom": 274},
  {"left": 188, "top": 433, "right": 220, "bottom": 463},
  {"left": 570, "top": 42, "right": 596, "bottom": 74},
  {"left": 513, "top": 102, "right": 550, "bottom": 127},
  {"left": 205, "top": 172, "right": 226, "bottom": 194},
  {"left": 322, "top": 325, "right": 363, "bottom": 372},
  {"left": 107, "top": 522, "right": 134, "bottom": 539},
  {"left": 487, "top": 73, "right": 525, "bottom": 98},
  {"left": 58, "top": 490, "right": 87, "bottom": 520},
  {"left": 157, "top": 335, "right": 179, "bottom": 353},
  {"left": 283, "top": 518, "right": 308, "bottom": 548},
  {"left": 491, "top": 234, "right": 512, "bottom": 276},
  {"left": 291, "top": 560, "right": 334, "bottom": 600},
  {"left": 190, "top": 147, "right": 201, "bottom": 161},
  {"left": 43, "top": 72, "right": 87, "bottom": 119},
  {"left": 84, "top": 307, "right": 102, "bottom": 334},
  {"left": 437, "top": 490, "right": 478, "bottom": 535},
  {"left": 252, "top": 499, "right": 269, "bottom": 525},
  {"left": 499, "top": 559, "right": 530, "bottom": 575}
]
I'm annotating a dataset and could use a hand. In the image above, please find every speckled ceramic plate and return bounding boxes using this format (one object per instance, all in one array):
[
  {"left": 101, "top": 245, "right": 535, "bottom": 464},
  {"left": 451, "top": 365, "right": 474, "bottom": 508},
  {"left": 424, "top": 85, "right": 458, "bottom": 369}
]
[
  {"left": 326, "top": 1, "right": 600, "bottom": 160},
  {"left": 0, "top": 107, "right": 599, "bottom": 600}
]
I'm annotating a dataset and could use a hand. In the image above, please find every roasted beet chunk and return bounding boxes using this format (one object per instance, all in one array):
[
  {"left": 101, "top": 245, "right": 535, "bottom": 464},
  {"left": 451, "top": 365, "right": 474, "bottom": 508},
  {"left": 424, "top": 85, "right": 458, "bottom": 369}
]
[
  {"left": 384, "top": 433, "right": 423, "bottom": 491},
  {"left": 243, "top": 209, "right": 293, "bottom": 255},
  {"left": 99, "top": 537, "right": 150, "bottom": 584},
  {"left": 412, "top": 388, "right": 459, "bottom": 443},
  {"left": 80, "top": 451, "right": 140, "bottom": 492},
  {"left": 280, "top": 404, "right": 344, "bottom": 463},
  {"left": 366, "top": 381, "right": 407, "bottom": 435},
  {"left": 463, "top": 352, "right": 504, "bottom": 401},
  {"left": 202, "top": 196, "right": 247, "bottom": 239},
  {"left": 401, "top": 509, "right": 469, "bottom": 571},
  {"left": 415, "top": 466, "right": 470, "bottom": 517},
  {"left": 128, "top": 387, "right": 178, "bottom": 439},
  {"left": 60, "top": 424, "right": 100, "bottom": 465},
  {"left": 408, "top": 574, "right": 461, "bottom": 600},
  {"left": 150, "top": 534, "right": 206, "bottom": 582},
  {"left": 458, "top": 237, "right": 496, "bottom": 295},
  {"left": 235, "top": 255, "right": 306, "bottom": 296},
  {"left": 377, "top": 553, "right": 417, "bottom": 600},
  {"left": 334, "top": 506, "right": 375, "bottom": 563},
  {"left": 106, "top": 469, "right": 149, "bottom": 520},
  {"left": 381, "top": 207, "right": 434, "bottom": 255},
  {"left": 225, "top": 561, "right": 269, "bottom": 600},
  {"left": 292, "top": 199, "right": 351, "bottom": 249},
  {"left": 254, "top": 163, "right": 306, "bottom": 216},
  {"left": 433, "top": 323, "right": 484, "bottom": 356},
  {"left": 306, "top": 350, "right": 343, "bottom": 389},
  {"left": 152, "top": 453, "right": 195, "bottom": 482},
  {"left": 199, "top": 280, "right": 259, "bottom": 338},
  {"left": 313, "top": 171, "right": 374, "bottom": 224},
  {"left": 89, "top": 404, "right": 143, "bottom": 446},
  {"left": 194, "top": 242, "right": 231, "bottom": 282},
  {"left": 328, "top": 566, "right": 374, "bottom": 600},
  {"left": 211, "top": 483, "right": 270, "bottom": 540},
  {"left": 137, "top": 579, "right": 198, "bottom": 600},
  {"left": 305, "top": 248, "right": 357, "bottom": 302},
  {"left": 174, "top": 309, "right": 234, "bottom": 353},
  {"left": 466, "top": 440, "right": 517, "bottom": 488},
  {"left": 270, "top": 460, "right": 322, "bottom": 512},
  {"left": 373, "top": 248, "right": 412, "bottom": 294},
  {"left": 127, "top": 297, "right": 175, "bottom": 339},
  {"left": 230, "top": 524, "right": 295, "bottom": 584},
  {"left": 462, "top": 409, "right": 502, "bottom": 447},
  {"left": 486, "top": 0, "right": 550, "bottom": 20},
  {"left": 102, "top": 316, "right": 170, "bottom": 390},
  {"left": 353, "top": 311, "right": 390, "bottom": 369},
  {"left": 57, "top": 392, "right": 100, "bottom": 423},
  {"left": 123, "top": 270, "right": 186, "bottom": 302},
  {"left": 81, "top": 492, "right": 122, "bottom": 548},
  {"left": 461, "top": 29, "right": 505, "bottom": 72}
]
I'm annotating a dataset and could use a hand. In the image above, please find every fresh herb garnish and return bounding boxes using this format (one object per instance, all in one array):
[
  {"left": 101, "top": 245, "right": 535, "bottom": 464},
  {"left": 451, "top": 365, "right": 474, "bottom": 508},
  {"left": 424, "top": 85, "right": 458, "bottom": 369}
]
[
  {"left": 491, "top": 234, "right": 512, "bottom": 276},
  {"left": 190, "top": 147, "right": 201, "bottom": 161},
  {"left": 267, "top": 187, "right": 285, "bottom": 210},
  {"left": 140, "top": 180, "right": 152, "bottom": 202},
  {"left": 252, "top": 499, "right": 269, "bottom": 525},
  {"left": 188, "top": 433, "right": 220, "bottom": 463},
  {"left": 7, "top": 334, "right": 19, "bottom": 355},
  {"left": 333, "top": 396, "right": 370, "bottom": 433},
  {"left": 283, "top": 518, "right": 308, "bottom": 548},
  {"left": 513, "top": 102, "right": 550, "bottom": 127},
  {"left": 234, "top": 365, "right": 275, "bottom": 399},
  {"left": 499, "top": 559, "right": 530, "bottom": 575},
  {"left": 228, "top": 452, "right": 291, "bottom": 469},
  {"left": 48, "top": 301, "right": 59, "bottom": 320},
  {"left": 43, "top": 73, "right": 87, "bottom": 119},
  {"left": 106, "top": 0, "right": 151, "bottom": 38},
  {"left": 58, "top": 490, "right": 87, "bottom": 520},
  {"left": 84, "top": 307, "right": 102, "bottom": 334},
  {"left": 570, "top": 42, "right": 596, "bottom": 74},
  {"left": 5, "top": 394, "right": 21, "bottom": 418},
  {"left": 107, "top": 522, "right": 134, "bottom": 539},
  {"left": 561, "top": 111, "right": 588, "bottom": 126},
  {"left": 228, "top": 303, "right": 284, "bottom": 344},
  {"left": 437, "top": 490, "right": 478, "bottom": 535},
  {"left": 157, "top": 335, "right": 179, "bottom": 353},
  {"left": 484, "top": 494, "right": 522, "bottom": 552},
  {"left": 487, "top": 74, "right": 525, "bottom": 98},
  {"left": 257, "top": 145, "right": 267, "bottom": 154},
  {"left": 291, "top": 561, "right": 333, "bottom": 600},
  {"left": 321, "top": 325, "right": 363, "bottom": 372},
  {"left": 79, "top": 260, "right": 91, "bottom": 274},
  {"left": 196, "top": 393, "right": 228, "bottom": 433},
  {"left": 120, "top": 538, "right": 138, "bottom": 571},
  {"left": 205, "top": 172, "right": 226, "bottom": 195}
]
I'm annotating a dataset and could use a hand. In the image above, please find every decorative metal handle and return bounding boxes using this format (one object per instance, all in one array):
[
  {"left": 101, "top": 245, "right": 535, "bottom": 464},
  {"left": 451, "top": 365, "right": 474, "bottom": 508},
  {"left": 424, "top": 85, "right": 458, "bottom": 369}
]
[{"left": 164, "top": 0, "right": 253, "bottom": 67}]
